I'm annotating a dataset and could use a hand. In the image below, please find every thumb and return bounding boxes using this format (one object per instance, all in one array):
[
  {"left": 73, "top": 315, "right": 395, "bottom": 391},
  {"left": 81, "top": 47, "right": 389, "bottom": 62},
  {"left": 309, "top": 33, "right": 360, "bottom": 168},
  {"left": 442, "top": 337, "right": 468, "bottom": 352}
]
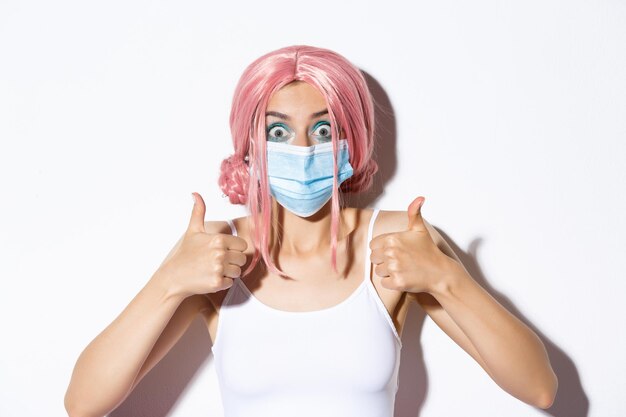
[
  {"left": 407, "top": 196, "right": 426, "bottom": 231},
  {"left": 188, "top": 192, "right": 207, "bottom": 233}
]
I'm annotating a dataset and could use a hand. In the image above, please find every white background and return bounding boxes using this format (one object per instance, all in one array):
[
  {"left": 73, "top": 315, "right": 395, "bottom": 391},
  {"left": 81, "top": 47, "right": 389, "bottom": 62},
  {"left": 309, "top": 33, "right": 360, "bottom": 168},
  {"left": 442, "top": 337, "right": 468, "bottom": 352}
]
[{"left": 1, "top": 0, "right": 624, "bottom": 416}]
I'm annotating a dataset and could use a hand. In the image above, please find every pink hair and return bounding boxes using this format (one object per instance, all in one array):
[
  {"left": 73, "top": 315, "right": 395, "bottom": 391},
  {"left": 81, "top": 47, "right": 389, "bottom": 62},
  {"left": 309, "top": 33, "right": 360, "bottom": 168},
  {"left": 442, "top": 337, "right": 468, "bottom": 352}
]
[{"left": 218, "top": 45, "right": 378, "bottom": 279}]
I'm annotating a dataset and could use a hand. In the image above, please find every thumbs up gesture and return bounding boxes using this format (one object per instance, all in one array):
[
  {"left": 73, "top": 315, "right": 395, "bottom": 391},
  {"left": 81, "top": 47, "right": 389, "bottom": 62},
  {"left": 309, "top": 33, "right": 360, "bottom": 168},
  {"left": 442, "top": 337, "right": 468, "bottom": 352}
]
[
  {"left": 369, "top": 197, "right": 454, "bottom": 294},
  {"left": 157, "top": 192, "right": 249, "bottom": 299}
]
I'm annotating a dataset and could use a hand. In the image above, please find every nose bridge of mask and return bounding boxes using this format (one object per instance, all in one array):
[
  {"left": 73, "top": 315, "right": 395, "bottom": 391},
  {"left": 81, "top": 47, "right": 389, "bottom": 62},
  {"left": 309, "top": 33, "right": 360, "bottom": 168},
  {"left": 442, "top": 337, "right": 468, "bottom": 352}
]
[
  {"left": 265, "top": 138, "right": 339, "bottom": 155},
  {"left": 266, "top": 139, "right": 351, "bottom": 181}
]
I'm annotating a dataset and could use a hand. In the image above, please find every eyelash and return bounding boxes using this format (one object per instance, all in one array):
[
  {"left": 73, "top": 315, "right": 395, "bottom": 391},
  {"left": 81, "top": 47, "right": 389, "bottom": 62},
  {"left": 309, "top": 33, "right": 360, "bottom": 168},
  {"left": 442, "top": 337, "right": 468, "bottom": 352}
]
[
  {"left": 266, "top": 121, "right": 332, "bottom": 143},
  {"left": 266, "top": 123, "right": 293, "bottom": 143},
  {"left": 311, "top": 121, "right": 332, "bottom": 140}
]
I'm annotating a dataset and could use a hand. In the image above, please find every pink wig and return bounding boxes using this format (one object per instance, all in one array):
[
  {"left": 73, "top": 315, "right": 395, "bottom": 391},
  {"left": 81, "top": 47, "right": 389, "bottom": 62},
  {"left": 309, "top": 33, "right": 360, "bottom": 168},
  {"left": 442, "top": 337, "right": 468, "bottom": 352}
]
[{"left": 218, "top": 45, "right": 378, "bottom": 279}]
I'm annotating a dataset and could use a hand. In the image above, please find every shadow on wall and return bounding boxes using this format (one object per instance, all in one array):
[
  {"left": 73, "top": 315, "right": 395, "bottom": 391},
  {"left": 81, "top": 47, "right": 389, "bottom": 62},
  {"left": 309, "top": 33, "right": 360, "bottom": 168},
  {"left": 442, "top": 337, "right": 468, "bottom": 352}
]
[
  {"left": 343, "top": 71, "right": 398, "bottom": 210},
  {"left": 110, "top": 71, "right": 587, "bottom": 417},
  {"left": 428, "top": 232, "right": 590, "bottom": 417}
]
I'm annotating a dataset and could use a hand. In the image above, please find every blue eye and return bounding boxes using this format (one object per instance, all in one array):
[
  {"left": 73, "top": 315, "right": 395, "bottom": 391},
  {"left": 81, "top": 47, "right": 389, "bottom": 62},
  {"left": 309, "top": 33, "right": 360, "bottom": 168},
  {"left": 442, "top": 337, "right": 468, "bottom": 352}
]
[
  {"left": 311, "top": 121, "right": 332, "bottom": 143},
  {"left": 267, "top": 123, "right": 294, "bottom": 143}
]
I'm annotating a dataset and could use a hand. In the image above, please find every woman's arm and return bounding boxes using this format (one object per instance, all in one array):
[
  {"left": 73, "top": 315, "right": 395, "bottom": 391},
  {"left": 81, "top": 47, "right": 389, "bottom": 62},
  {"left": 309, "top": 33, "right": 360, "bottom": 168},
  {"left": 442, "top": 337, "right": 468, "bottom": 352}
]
[
  {"left": 424, "top": 219, "right": 558, "bottom": 409},
  {"left": 64, "top": 233, "right": 210, "bottom": 417},
  {"left": 376, "top": 209, "right": 557, "bottom": 409}
]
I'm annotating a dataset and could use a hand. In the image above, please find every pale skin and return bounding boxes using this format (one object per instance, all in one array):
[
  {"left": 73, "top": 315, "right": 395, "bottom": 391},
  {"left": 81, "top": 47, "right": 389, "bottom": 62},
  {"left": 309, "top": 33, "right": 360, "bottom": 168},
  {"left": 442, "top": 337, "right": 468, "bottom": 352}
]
[{"left": 64, "top": 81, "right": 557, "bottom": 417}]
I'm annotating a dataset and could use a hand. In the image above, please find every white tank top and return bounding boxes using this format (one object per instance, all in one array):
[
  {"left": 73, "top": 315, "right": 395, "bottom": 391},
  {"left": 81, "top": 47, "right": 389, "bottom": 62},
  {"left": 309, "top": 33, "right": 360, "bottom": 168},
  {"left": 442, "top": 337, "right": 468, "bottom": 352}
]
[{"left": 212, "top": 208, "right": 402, "bottom": 417}]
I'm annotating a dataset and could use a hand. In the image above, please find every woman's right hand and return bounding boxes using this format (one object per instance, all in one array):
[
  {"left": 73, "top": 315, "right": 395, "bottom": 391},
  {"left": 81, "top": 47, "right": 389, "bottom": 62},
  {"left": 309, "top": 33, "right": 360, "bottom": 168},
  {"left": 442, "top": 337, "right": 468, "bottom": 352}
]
[{"left": 157, "top": 192, "right": 248, "bottom": 298}]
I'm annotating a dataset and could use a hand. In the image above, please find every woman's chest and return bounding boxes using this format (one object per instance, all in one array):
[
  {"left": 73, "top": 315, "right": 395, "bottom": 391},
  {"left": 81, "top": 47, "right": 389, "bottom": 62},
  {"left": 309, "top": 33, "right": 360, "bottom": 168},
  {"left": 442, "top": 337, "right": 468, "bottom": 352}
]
[
  {"left": 204, "top": 265, "right": 412, "bottom": 346},
  {"left": 203, "top": 209, "right": 415, "bottom": 346},
  {"left": 211, "top": 291, "right": 402, "bottom": 397}
]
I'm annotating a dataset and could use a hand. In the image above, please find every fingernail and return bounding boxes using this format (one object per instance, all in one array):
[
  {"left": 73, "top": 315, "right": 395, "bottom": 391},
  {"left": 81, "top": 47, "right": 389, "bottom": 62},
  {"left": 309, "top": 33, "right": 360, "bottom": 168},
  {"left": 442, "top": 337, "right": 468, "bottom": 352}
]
[{"left": 191, "top": 193, "right": 196, "bottom": 204}]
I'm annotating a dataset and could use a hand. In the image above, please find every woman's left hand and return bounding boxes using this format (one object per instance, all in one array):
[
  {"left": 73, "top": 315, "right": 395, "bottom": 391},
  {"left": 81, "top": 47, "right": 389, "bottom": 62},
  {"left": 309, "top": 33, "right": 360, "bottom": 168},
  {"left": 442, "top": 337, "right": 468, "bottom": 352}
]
[{"left": 369, "top": 197, "right": 457, "bottom": 294}]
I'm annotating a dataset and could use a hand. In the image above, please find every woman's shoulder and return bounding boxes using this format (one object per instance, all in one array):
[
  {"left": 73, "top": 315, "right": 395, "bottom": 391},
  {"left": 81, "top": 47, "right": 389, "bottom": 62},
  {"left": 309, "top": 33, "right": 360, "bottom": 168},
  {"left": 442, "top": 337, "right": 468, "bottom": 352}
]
[
  {"left": 365, "top": 206, "right": 438, "bottom": 240},
  {"left": 349, "top": 206, "right": 435, "bottom": 237},
  {"left": 203, "top": 215, "right": 250, "bottom": 236},
  {"left": 364, "top": 208, "right": 405, "bottom": 239},
  {"left": 203, "top": 219, "right": 235, "bottom": 235}
]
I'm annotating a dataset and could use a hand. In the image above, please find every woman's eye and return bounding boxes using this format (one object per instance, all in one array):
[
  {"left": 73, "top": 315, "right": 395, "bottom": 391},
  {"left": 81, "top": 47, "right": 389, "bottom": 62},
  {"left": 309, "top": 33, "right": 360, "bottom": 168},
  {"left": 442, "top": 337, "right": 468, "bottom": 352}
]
[
  {"left": 311, "top": 121, "right": 332, "bottom": 142},
  {"left": 267, "top": 124, "right": 293, "bottom": 142}
]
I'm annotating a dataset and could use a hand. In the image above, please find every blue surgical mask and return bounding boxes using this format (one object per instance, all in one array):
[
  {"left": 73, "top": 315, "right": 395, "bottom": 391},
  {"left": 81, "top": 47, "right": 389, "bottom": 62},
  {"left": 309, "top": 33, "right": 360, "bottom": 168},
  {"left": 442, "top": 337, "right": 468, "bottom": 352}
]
[{"left": 264, "top": 139, "right": 354, "bottom": 217}]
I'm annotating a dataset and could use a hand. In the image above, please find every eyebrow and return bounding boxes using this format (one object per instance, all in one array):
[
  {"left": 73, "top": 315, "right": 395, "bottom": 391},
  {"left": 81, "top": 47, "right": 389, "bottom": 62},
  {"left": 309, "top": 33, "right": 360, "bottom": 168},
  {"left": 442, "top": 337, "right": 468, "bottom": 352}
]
[{"left": 265, "top": 109, "right": 328, "bottom": 120}]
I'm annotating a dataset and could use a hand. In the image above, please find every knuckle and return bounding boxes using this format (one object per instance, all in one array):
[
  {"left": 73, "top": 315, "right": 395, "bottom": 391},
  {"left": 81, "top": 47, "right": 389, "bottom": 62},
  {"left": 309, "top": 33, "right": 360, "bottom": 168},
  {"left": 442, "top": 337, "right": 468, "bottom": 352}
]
[
  {"left": 209, "top": 275, "right": 222, "bottom": 288},
  {"left": 212, "top": 249, "right": 226, "bottom": 262},
  {"left": 220, "top": 267, "right": 230, "bottom": 278},
  {"left": 387, "top": 277, "right": 400, "bottom": 289},
  {"left": 211, "top": 234, "right": 226, "bottom": 247},
  {"left": 393, "top": 275, "right": 406, "bottom": 287}
]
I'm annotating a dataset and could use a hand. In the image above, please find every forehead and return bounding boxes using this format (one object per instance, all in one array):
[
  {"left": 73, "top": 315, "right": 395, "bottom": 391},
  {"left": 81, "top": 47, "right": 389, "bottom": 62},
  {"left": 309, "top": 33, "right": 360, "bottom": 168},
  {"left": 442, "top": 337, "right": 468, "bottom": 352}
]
[{"left": 266, "top": 81, "right": 326, "bottom": 114}]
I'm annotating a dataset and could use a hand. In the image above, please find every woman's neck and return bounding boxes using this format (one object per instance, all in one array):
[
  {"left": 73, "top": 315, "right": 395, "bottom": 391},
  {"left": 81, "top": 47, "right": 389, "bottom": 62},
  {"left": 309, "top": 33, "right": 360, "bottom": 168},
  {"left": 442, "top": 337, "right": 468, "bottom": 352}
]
[{"left": 270, "top": 198, "right": 350, "bottom": 256}]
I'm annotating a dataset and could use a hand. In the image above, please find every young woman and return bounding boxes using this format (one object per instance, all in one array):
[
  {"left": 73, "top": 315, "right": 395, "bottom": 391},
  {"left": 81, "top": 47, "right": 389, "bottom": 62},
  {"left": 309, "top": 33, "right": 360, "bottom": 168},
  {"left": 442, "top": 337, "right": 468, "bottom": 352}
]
[{"left": 65, "top": 45, "right": 558, "bottom": 417}]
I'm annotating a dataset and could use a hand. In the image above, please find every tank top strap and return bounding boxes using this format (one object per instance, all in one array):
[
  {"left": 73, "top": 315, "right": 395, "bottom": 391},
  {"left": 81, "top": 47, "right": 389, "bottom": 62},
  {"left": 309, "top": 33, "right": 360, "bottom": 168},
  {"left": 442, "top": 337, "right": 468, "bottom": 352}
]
[
  {"left": 363, "top": 208, "right": 381, "bottom": 283},
  {"left": 216, "top": 218, "right": 241, "bottom": 317},
  {"left": 226, "top": 219, "right": 237, "bottom": 237}
]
